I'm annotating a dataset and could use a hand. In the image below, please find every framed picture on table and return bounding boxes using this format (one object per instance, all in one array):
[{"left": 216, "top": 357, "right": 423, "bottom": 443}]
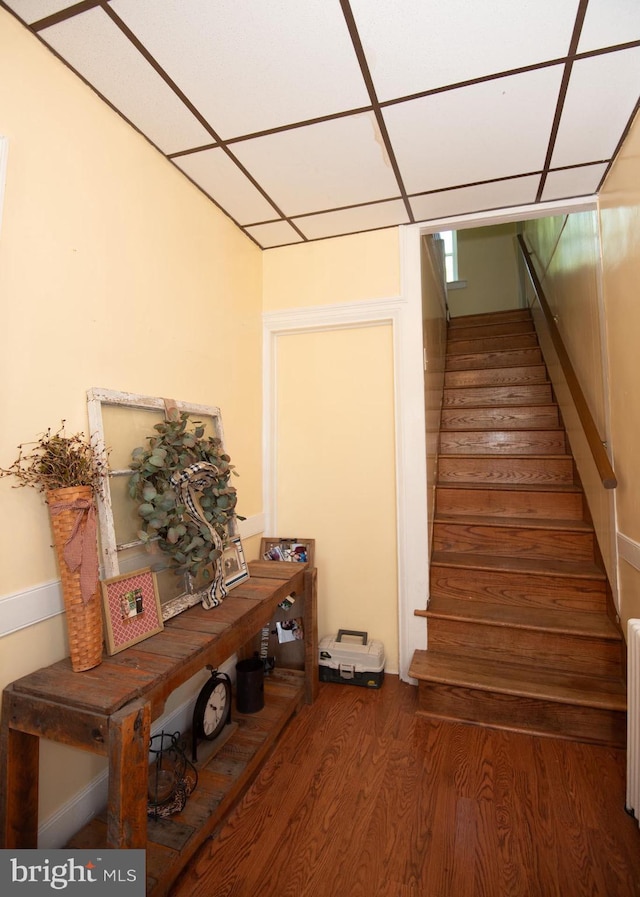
[
  {"left": 222, "top": 535, "right": 250, "bottom": 590},
  {"left": 101, "top": 567, "right": 163, "bottom": 654},
  {"left": 260, "top": 537, "right": 315, "bottom": 567}
]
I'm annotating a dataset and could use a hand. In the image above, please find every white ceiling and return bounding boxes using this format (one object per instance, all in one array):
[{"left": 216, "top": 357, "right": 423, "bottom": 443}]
[{"left": 4, "top": 0, "right": 640, "bottom": 249}]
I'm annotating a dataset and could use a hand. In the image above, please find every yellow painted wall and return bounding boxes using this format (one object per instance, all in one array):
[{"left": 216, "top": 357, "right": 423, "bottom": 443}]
[
  {"left": 0, "top": 11, "right": 262, "bottom": 826},
  {"left": 524, "top": 213, "right": 607, "bottom": 434},
  {"left": 599, "top": 109, "right": 640, "bottom": 626},
  {"left": 522, "top": 211, "right": 616, "bottom": 589},
  {"left": 448, "top": 223, "right": 521, "bottom": 317},
  {"left": 274, "top": 325, "right": 398, "bottom": 668},
  {"left": 523, "top": 108, "right": 640, "bottom": 631},
  {"left": 261, "top": 228, "right": 400, "bottom": 310},
  {"left": 262, "top": 229, "right": 404, "bottom": 672}
]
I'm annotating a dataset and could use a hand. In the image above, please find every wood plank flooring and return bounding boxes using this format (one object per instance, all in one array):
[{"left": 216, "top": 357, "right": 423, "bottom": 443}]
[{"left": 171, "top": 677, "right": 640, "bottom": 897}]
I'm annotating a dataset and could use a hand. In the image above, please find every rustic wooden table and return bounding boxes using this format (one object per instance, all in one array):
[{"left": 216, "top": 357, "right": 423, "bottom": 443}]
[{"left": 0, "top": 561, "right": 318, "bottom": 895}]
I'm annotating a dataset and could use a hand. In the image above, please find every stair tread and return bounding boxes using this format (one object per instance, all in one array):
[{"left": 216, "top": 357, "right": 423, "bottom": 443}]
[
  {"left": 433, "top": 513, "right": 593, "bottom": 532},
  {"left": 409, "top": 649, "right": 626, "bottom": 710},
  {"left": 439, "top": 452, "right": 572, "bottom": 460},
  {"left": 449, "top": 309, "right": 532, "bottom": 326},
  {"left": 418, "top": 596, "right": 621, "bottom": 640},
  {"left": 442, "top": 400, "right": 557, "bottom": 409},
  {"left": 445, "top": 363, "right": 547, "bottom": 373},
  {"left": 436, "top": 481, "right": 581, "bottom": 493},
  {"left": 431, "top": 550, "right": 606, "bottom": 580},
  {"left": 446, "top": 349, "right": 542, "bottom": 362},
  {"left": 443, "top": 423, "right": 561, "bottom": 431},
  {"left": 442, "top": 400, "right": 558, "bottom": 412},
  {"left": 448, "top": 337, "right": 538, "bottom": 354},
  {"left": 448, "top": 325, "right": 532, "bottom": 337},
  {"left": 442, "top": 425, "right": 565, "bottom": 431}
]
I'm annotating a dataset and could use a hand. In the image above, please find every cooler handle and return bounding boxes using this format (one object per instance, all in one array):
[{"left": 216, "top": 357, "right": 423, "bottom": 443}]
[{"left": 336, "top": 629, "right": 368, "bottom": 645}]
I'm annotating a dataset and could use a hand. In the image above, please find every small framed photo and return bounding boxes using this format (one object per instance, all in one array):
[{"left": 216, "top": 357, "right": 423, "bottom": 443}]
[
  {"left": 223, "top": 535, "right": 250, "bottom": 590},
  {"left": 260, "top": 537, "right": 315, "bottom": 567},
  {"left": 101, "top": 567, "right": 164, "bottom": 655}
]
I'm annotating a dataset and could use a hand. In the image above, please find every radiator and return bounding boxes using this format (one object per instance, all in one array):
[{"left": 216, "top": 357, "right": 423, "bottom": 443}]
[{"left": 627, "top": 619, "right": 640, "bottom": 824}]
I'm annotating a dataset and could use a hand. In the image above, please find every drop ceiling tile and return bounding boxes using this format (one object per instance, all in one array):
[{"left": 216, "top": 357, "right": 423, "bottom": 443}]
[
  {"left": 3, "top": 0, "right": 77, "bottom": 23},
  {"left": 110, "top": 0, "right": 370, "bottom": 140},
  {"left": 350, "top": 0, "right": 578, "bottom": 102},
  {"left": 231, "top": 112, "right": 401, "bottom": 218},
  {"left": 244, "top": 220, "right": 304, "bottom": 250},
  {"left": 38, "top": 7, "right": 213, "bottom": 154},
  {"left": 384, "top": 67, "right": 564, "bottom": 195},
  {"left": 578, "top": 0, "right": 640, "bottom": 53},
  {"left": 541, "top": 164, "right": 608, "bottom": 202},
  {"left": 410, "top": 176, "right": 539, "bottom": 223},
  {"left": 173, "top": 148, "right": 281, "bottom": 225},
  {"left": 551, "top": 48, "right": 640, "bottom": 168},
  {"left": 294, "top": 200, "right": 409, "bottom": 241}
]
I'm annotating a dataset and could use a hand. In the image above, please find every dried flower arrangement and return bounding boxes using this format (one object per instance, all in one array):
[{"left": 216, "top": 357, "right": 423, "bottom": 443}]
[{"left": 0, "top": 422, "right": 107, "bottom": 495}]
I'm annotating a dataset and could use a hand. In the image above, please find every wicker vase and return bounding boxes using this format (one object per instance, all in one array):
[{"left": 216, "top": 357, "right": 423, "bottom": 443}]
[{"left": 46, "top": 485, "right": 103, "bottom": 672}]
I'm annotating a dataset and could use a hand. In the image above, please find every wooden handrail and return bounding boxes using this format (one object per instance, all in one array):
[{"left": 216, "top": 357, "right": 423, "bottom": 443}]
[{"left": 517, "top": 234, "right": 617, "bottom": 489}]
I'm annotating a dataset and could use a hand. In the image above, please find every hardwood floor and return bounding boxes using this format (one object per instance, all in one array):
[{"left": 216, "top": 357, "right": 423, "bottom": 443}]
[{"left": 171, "top": 677, "right": 640, "bottom": 897}]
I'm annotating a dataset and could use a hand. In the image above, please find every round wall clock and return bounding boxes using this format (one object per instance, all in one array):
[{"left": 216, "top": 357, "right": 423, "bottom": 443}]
[{"left": 191, "top": 666, "right": 232, "bottom": 762}]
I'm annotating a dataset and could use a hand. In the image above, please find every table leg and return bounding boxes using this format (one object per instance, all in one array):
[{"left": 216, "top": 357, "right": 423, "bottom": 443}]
[
  {"left": 303, "top": 567, "right": 319, "bottom": 704},
  {"left": 107, "top": 699, "right": 151, "bottom": 849},
  {"left": 0, "top": 688, "right": 39, "bottom": 847}
]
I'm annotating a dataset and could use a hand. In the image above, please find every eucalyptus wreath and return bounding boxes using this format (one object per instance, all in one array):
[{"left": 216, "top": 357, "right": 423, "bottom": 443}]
[{"left": 129, "top": 413, "right": 239, "bottom": 582}]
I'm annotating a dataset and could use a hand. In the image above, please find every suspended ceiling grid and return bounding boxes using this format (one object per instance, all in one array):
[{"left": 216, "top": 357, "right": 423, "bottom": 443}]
[{"left": 3, "top": 0, "right": 640, "bottom": 249}]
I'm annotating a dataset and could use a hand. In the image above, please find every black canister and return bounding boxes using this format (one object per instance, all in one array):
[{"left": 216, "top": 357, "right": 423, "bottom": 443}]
[{"left": 235, "top": 656, "right": 264, "bottom": 713}]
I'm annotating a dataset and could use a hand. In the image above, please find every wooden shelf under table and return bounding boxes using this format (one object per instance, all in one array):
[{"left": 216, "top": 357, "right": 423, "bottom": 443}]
[
  {"left": 69, "top": 668, "right": 306, "bottom": 897},
  {"left": 0, "top": 561, "right": 318, "bottom": 896}
]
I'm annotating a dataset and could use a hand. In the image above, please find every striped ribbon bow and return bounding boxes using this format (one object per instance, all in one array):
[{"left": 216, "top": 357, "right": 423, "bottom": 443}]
[{"left": 170, "top": 462, "right": 227, "bottom": 609}]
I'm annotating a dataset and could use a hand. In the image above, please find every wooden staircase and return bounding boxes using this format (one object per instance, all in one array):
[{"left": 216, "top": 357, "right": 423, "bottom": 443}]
[{"left": 409, "top": 308, "right": 627, "bottom": 747}]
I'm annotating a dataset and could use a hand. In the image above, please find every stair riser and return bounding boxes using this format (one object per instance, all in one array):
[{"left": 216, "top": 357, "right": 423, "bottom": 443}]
[
  {"left": 440, "top": 430, "right": 567, "bottom": 454},
  {"left": 430, "top": 567, "right": 606, "bottom": 613},
  {"left": 441, "top": 406, "right": 559, "bottom": 430},
  {"left": 446, "top": 348, "right": 543, "bottom": 371},
  {"left": 438, "top": 456, "right": 575, "bottom": 486},
  {"left": 445, "top": 365, "right": 548, "bottom": 388},
  {"left": 447, "top": 321, "right": 534, "bottom": 340},
  {"left": 427, "top": 618, "right": 622, "bottom": 678},
  {"left": 443, "top": 384, "right": 553, "bottom": 407},
  {"left": 415, "top": 683, "right": 626, "bottom": 748},
  {"left": 449, "top": 309, "right": 532, "bottom": 328},
  {"left": 432, "top": 522, "right": 595, "bottom": 562},
  {"left": 436, "top": 487, "right": 583, "bottom": 519},
  {"left": 448, "top": 333, "right": 539, "bottom": 356}
]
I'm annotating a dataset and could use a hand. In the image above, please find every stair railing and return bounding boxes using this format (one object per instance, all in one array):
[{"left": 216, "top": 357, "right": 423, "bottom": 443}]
[{"left": 517, "top": 234, "right": 617, "bottom": 490}]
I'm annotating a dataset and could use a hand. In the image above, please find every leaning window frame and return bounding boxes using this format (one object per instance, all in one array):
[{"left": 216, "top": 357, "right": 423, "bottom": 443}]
[{"left": 87, "top": 387, "right": 236, "bottom": 621}]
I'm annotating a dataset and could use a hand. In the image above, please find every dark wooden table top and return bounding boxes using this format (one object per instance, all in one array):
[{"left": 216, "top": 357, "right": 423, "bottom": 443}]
[{"left": 8, "top": 561, "right": 307, "bottom": 720}]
